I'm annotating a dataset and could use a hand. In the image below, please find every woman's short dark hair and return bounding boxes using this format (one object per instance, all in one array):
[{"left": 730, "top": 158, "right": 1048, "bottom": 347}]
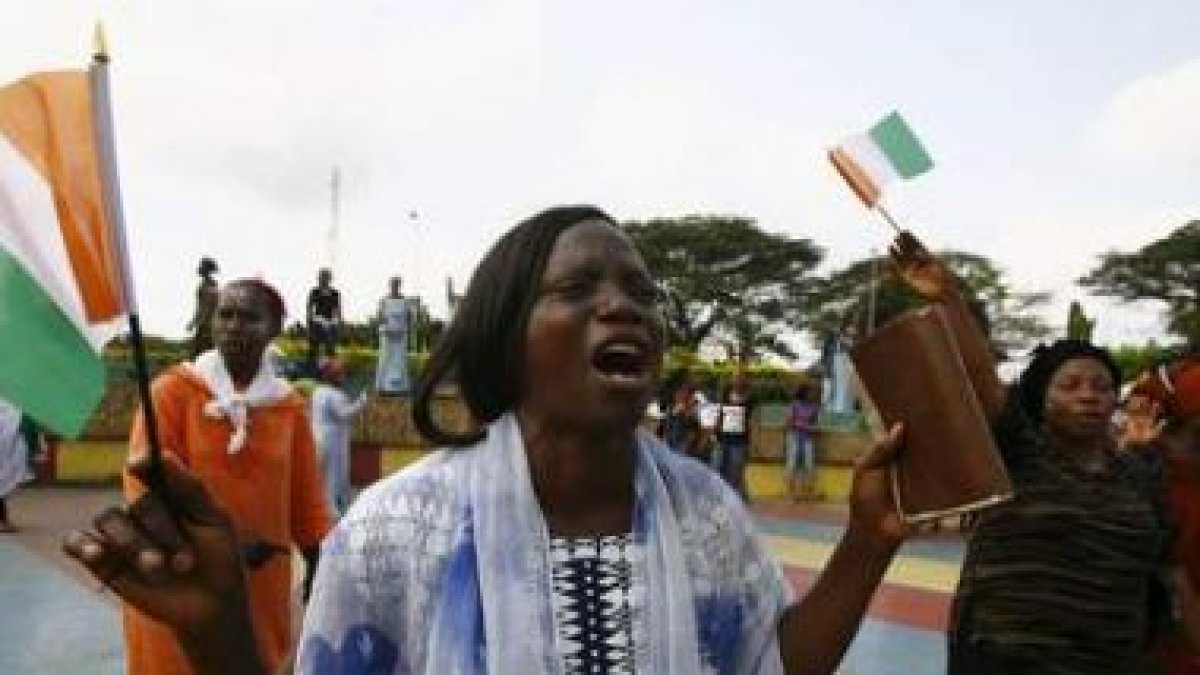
[
  {"left": 1015, "top": 338, "right": 1121, "bottom": 424},
  {"left": 412, "top": 205, "right": 615, "bottom": 446},
  {"left": 198, "top": 257, "right": 218, "bottom": 276}
]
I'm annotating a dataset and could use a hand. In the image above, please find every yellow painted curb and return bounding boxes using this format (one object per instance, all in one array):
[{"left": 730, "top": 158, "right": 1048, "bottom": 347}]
[
  {"left": 763, "top": 535, "right": 960, "bottom": 594},
  {"left": 56, "top": 441, "right": 126, "bottom": 481}
]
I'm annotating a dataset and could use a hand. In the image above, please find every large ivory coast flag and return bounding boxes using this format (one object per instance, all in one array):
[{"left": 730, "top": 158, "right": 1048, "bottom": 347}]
[
  {"left": 0, "top": 70, "right": 128, "bottom": 436},
  {"left": 828, "top": 111, "right": 933, "bottom": 208}
]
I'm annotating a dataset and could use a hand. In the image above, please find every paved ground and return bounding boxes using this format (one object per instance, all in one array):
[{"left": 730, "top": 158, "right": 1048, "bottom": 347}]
[
  {"left": 0, "top": 486, "right": 962, "bottom": 674},
  {"left": 0, "top": 487, "right": 125, "bottom": 674}
]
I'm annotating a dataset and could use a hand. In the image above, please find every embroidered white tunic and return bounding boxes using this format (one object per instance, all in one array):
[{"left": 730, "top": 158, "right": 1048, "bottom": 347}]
[{"left": 297, "top": 414, "right": 792, "bottom": 675}]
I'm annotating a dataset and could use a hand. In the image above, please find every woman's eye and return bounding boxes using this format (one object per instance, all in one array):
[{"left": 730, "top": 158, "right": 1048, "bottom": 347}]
[
  {"left": 555, "top": 281, "right": 592, "bottom": 298},
  {"left": 1052, "top": 380, "right": 1079, "bottom": 393}
]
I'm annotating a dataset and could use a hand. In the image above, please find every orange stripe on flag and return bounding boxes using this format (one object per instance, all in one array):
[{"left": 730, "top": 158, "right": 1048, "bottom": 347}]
[
  {"left": 828, "top": 147, "right": 880, "bottom": 208},
  {"left": 0, "top": 71, "right": 123, "bottom": 322}
]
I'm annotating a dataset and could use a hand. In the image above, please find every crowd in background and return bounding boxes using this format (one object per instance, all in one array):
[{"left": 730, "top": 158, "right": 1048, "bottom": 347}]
[{"left": 48, "top": 220, "right": 1200, "bottom": 673}]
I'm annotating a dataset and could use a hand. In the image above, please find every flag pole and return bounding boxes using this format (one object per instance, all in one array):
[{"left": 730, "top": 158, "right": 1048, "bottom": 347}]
[
  {"left": 874, "top": 203, "right": 904, "bottom": 234},
  {"left": 90, "top": 23, "right": 168, "bottom": 496}
]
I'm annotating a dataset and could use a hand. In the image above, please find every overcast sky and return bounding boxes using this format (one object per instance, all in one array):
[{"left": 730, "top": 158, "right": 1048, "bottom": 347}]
[{"left": 5, "top": 0, "right": 1200, "bottom": 360}]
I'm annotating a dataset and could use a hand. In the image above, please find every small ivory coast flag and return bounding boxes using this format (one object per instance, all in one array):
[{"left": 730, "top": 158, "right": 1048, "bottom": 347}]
[
  {"left": 828, "top": 111, "right": 933, "bottom": 208},
  {"left": 0, "top": 58, "right": 133, "bottom": 437}
]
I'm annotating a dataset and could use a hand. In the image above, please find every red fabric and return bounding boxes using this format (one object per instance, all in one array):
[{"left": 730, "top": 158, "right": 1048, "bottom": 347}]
[
  {"left": 1140, "top": 359, "right": 1200, "bottom": 673},
  {"left": 1158, "top": 454, "right": 1200, "bottom": 674},
  {"left": 1158, "top": 639, "right": 1200, "bottom": 675},
  {"left": 1133, "top": 358, "right": 1200, "bottom": 421},
  {"left": 1170, "top": 455, "right": 1200, "bottom": 592}
]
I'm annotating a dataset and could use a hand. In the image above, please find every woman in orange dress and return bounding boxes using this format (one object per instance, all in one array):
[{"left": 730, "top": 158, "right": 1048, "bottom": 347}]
[{"left": 121, "top": 278, "right": 332, "bottom": 675}]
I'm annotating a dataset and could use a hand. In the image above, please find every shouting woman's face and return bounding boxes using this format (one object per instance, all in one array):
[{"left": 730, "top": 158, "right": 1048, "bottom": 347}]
[{"left": 518, "top": 219, "right": 665, "bottom": 432}]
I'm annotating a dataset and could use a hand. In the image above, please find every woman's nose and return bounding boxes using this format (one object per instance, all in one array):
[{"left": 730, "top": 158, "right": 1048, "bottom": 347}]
[{"left": 596, "top": 284, "right": 643, "bottom": 321}]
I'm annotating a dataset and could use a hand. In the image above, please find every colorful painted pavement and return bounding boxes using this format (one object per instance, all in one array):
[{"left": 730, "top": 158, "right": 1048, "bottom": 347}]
[
  {"left": 0, "top": 488, "right": 961, "bottom": 674},
  {"left": 756, "top": 506, "right": 961, "bottom": 675},
  {"left": 0, "top": 487, "right": 127, "bottom": 674}
]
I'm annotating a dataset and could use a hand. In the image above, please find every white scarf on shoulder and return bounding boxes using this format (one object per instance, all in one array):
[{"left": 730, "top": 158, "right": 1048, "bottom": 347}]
[
  {"left": 297, "top": 411, "right": 791, "bottom": 674},
  {"left": 189, "top": 349, "right": 292, "bottom": 454},
  {"left": 425, "top": 414, "right": 707, "bottom": 673}
]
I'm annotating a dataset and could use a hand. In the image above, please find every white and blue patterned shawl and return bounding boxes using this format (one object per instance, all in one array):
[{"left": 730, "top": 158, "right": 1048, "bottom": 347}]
[{"left": 296, "top": 413, "right": 792, "bottom": 674}]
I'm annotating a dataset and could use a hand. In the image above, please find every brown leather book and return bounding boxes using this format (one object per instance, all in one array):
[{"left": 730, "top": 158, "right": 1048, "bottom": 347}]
[{"left": 850, "top": 305, "right": 1012, "bottom": 523}]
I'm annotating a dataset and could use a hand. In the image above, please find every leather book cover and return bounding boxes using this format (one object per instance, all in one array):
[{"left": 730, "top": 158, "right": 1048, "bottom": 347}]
[{"left": 850, "top": 305, "right": 1012, "bottom": 523}]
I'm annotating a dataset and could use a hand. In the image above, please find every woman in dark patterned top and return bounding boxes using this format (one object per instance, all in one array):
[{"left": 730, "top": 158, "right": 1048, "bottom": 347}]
[{"left": 891, "top": 232, "right": 1171, "bottom": 674}]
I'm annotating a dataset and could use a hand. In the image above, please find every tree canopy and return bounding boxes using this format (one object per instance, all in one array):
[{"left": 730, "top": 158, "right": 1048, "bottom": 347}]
[
  {"left": 1079, "top": 220, "right": 1200, "bottom": 346},
  {"left": 1108, "top": 340, "right": 1186, "bottom": 382},
  {"left": 1066, "top": 301, "right": 1095, "bottom": 341},
  {"left": 621, "top": 215, "right": 823, "bottom": 362},
  {"left": 808, "top": 250, "right": 1052, "bottom": 357}
]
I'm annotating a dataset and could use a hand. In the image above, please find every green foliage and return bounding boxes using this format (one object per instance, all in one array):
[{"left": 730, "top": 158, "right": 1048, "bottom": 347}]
[
  {"left": 274, "top": 337, "right": 430, "bottom": 389},
  {"left": 659, "top": 348, "right": 807, "bottom": 402},
  {"left": 805, "top": 254, "right": 917, "bottom": 339},
  {"left": 1079, "top": 220, "right": 1200, "bottom": 346},
  {"left": 105, "top": 334, "right": 430, "bottom": 394},
  {"left": 1066, "top": 301, "right": 1096, "bottom": 341},
  {"left": 102, "top": 335, "right": 189, "bottom": 373},
  {"left": 719, "top": 312, "right": 799, "bottom": 364},
  {"left": 808, "top": 249, "right": 1052, "bottom": 357},
  {"left": 621, "top": 215, "right": 823, "bottom": 362},
  {"left": 1108, "top": 340, "right": 1187, "bottom": 382}
]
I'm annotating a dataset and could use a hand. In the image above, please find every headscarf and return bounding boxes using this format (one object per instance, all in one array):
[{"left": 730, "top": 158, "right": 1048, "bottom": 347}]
[{"left": 1016, "top": 339, "right": 1121, "bottom": 424}]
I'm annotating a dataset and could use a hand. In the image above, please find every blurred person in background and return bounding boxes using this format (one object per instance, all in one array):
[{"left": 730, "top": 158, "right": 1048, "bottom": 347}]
[{"left": 311, "top": 356, "right": 368, "bottom": 516}]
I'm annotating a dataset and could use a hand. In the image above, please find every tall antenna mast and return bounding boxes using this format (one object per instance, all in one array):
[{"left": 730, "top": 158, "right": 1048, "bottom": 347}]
[{"left": 328, "top": 167, "right": 340, "bottom": 273}]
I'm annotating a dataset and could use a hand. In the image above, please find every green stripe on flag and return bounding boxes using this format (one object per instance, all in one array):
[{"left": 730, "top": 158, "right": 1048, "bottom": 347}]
[
  {"left": 869, "top": 112, "right": 933, "bottom": 179},
  {"left": 0, "top": 249, "right": 106, "bottom": 437}
]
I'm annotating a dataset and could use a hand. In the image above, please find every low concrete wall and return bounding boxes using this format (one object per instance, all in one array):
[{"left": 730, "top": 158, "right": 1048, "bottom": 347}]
[
  {"left": 54, "top": 383, "right": 873, "bottom": 502},
  {"left": 50, "top": 439, "right": 423, "bottom": 487},
  {"left": 42, "top": 439, "right": 864, "bottom": 504}
]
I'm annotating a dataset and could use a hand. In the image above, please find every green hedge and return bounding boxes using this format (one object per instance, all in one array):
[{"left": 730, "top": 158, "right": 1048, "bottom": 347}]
[{"left": 91, "top": 343, "right": 815, "bottom": 442}]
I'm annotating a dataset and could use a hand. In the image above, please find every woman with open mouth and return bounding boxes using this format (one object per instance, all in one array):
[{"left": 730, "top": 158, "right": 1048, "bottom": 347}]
[{"left": 67, "top": 206, "right": 914, "bottom": 675}]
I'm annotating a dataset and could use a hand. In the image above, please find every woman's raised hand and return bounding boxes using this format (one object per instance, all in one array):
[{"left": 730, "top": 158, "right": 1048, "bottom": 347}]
[
  {"left": 63, "top": 454, "right": 250, "bottom": 638},
  {"left": 846, "top": 423, "right": 913, "bottom": 551},
  {"left": 889, "top": 231, "right": 953, "bottom": 302},
  {"left": 1117, "top": 394, "right": 1168, "bottom": 450}
]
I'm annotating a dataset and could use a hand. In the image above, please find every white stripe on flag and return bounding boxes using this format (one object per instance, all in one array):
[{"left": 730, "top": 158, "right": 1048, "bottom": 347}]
[
  {"left": 0, "top": 134, "right": 118, "bottom": 351},
  {"left": 841, "top": 131, "right": 900, "bottom": 189}
]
